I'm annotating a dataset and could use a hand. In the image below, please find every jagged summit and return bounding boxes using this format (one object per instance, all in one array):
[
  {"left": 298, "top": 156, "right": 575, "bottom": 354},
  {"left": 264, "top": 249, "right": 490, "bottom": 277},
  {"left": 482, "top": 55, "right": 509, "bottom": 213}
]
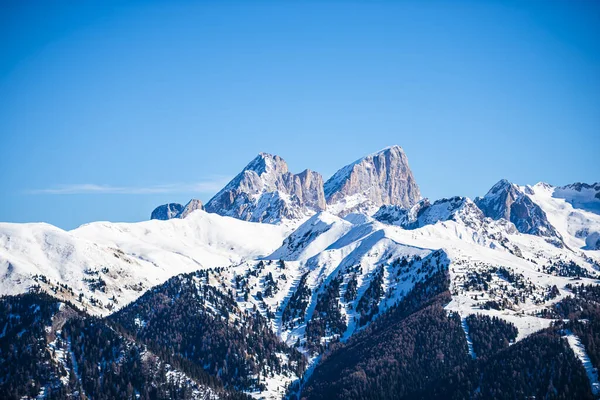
[
  {"left": 324, "top": 145, "right": 421, "bottom": 216},
  {"left": 204, "top": 152, "right": 326, "bottom": 223},
  {"left": 244, "top": 152, "right": 289, "bottom": 178},
  {"left": 151, "top": 146, "right": 423, "bottom": 224},
  {"left": 475, "top": 179, "right": 561, "bottom": 243}
]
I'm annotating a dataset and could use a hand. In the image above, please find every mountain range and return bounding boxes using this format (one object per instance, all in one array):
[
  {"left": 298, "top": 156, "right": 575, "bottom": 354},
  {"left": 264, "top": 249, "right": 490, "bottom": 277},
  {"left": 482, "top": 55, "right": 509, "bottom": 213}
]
[{"left": 1, "top": 145, "right": 599, "bottom": 400}]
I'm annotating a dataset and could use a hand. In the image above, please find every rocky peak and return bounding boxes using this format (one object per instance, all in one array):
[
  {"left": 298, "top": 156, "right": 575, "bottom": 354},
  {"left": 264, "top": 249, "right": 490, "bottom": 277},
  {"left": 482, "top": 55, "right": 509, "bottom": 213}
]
[
  {"left": 476, "top": 179, "right": 561, "bottom": 242},
  {"left": 246, "top": 152, "right": 288, "bottom": 176},
  {"left": 150, "top": 199, "right": 204, "bottom": 220},
  {"left": 178, "top": 199, "right": 204, "bottom": 219},
  {"left": 150, "top": 203, "right": 184, "bottom": 220},
  {"left": 324, "top": 145, "right": 421, "bottom": 216},
  {"left": 204, "top": 153, "right": 326, "bottom": 223},
  {"left": 475, "top": 179, "right": 520, "bottom": 221}
]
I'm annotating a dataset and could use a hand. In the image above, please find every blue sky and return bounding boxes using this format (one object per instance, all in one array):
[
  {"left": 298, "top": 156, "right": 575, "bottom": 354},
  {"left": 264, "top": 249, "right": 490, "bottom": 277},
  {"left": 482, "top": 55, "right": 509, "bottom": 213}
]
[{"left": 1, "top": 0, "right": 598, "bottom": 230}]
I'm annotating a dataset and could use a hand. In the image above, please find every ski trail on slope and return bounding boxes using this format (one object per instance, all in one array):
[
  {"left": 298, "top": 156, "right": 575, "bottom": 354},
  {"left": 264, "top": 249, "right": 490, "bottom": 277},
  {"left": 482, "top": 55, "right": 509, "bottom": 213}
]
[
  {"left": 564, "top": 330, "right": 600, "bottom": 396},
  {"left": 461, "top": 317, "right": 477, "bottom": 359}
]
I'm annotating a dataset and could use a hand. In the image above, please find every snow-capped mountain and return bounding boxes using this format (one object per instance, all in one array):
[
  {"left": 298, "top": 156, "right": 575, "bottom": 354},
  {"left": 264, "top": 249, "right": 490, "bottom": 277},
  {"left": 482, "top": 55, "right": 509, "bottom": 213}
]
[
  {"left": 1, "top": 146, "right": 599, "bottom": 400},
  {"left": 324, "top": 145, "right": 421, "bottom": 216},
  {"left": 475, "top": 179, "right": 562, "bottom": 244},
  {"left": 526, "top": 181, "right": 600, "bottom": 251},
  {"left": 204, "top": 153, "right": 326, "bottom": 223}
]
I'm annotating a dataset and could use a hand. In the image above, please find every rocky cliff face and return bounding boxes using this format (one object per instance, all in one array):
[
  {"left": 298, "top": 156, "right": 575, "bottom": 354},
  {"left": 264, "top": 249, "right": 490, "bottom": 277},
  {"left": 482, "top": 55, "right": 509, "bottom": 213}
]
[
  {"left": 324, "top": 146, "right": 421, "bottom": 216},
  {"left": 204, "top": 153, "right": 326, "bottom": 223},
  {"left": 150, "top": 203, "right": 184, "bottom": 220},
  {"left": 177, "top": 199, "right": 204, "bottom": 219},
  {"left": 150, "top": 199, "right": 203, "bottom": 220},
  {"left": 475, "top": 180, "right": 561, "bottom": 243}
]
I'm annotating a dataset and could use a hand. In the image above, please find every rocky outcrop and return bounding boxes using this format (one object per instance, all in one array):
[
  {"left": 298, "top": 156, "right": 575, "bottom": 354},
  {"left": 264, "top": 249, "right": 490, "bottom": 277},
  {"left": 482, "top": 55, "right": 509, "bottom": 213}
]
[
  {"left": 150, "top": 203, "right": 184, "bottom": 220},
  {"left": 375, "top": 196, "right": 485, "bottom": 230},
  {"left": 324, "top": 145, "right": 420, "bottom": 216},
  {"left": 475, "top": 180, "right": 561, "bottom": 242},
  {"left": 204, "top": 153, "right": 326, "bottom": 223},
  {"left": 150, "top": 199, "right": 203, "bottom": 220},
  {"left": 178, "top": 199, "right": 204, "bottom": 219}
]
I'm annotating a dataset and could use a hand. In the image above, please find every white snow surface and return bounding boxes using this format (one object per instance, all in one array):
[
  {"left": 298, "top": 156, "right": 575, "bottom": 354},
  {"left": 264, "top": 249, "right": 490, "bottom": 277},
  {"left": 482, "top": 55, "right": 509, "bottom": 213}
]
[
  {"left": 524, "top": 183, "right": 600, "bottom": 250},
  {"left": 0, "top": 210, "right": 294, "bottom": 315},
  {"left": 554, "top": 183, "right": 600, "bottom": 215}
]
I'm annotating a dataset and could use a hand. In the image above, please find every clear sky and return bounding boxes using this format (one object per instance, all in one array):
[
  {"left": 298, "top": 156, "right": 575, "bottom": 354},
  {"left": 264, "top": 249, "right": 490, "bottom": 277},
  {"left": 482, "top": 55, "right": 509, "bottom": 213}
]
[{"left": 1, "top": 0, "right": 598, "bottom": 230}]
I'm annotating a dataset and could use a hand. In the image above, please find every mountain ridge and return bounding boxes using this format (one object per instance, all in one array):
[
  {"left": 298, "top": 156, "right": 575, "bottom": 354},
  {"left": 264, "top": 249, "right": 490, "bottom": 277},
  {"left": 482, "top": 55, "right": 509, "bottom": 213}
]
[{"left": 1, "top": 146, "right": 599, "bottom": 400}]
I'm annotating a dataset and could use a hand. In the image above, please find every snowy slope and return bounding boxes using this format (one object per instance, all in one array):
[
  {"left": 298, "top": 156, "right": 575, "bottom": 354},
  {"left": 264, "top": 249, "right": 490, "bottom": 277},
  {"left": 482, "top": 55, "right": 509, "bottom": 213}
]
[
  {"left": 208, "top": 202, "right": 600, "bottom": 368},
  {"left": 269, "top": 212, "right": 354, "bottom": 261},
  {"left": 375, "top": 196, "right": 491, "bottom": 231},
  {"left": 2, "top": 189, "right": 598, "bottom": 354},
  {"left": 0, "top": 210, "right": 293, "bottom": 315},
  {"left": 525, "top": 182, "right": 600, "bottom": 251},
  {"left": 554, "top": 182, "right": 600, "bottom": 215}
]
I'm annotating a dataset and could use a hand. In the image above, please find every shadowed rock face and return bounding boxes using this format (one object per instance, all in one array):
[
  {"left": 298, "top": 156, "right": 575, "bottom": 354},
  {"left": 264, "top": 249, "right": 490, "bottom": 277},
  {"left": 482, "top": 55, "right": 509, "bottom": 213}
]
[
  {"left": 204, "top": 153, "right": 326, "bottom": 223},
  {"left": 154, "top": 146, "right": 421, "bottom": 223},
  {"left": 475, "top": 180, "right": 561, "bottom": 241},
  {"left": 151, "top": 203, "right": 184, "bottom": 220},
  {"left": 150, "top": 200, "right": 203, "bottom": 220},
  {"left": 324, "top": 145, "right": 421, "bottom": 216}
]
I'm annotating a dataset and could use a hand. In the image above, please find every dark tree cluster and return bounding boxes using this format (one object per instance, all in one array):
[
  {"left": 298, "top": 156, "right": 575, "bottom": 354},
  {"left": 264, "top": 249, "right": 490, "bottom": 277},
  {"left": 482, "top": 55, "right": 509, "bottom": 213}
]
[
  {"left": 465, "top": 314, "right": 518, "bottom": 359},
  {"left": 0, "top": 291, "right": 246, "bottom": 400},
  {"left": 302, "top": 294, "right": 467, "bottom": 399},
  {"left": 305, "top": 276, "right": 346, "bottom": 354},
  {"left": 111, "top": 271, "right": 307, "bottom": 393},
  {"left": 61, "top": 317, "right": 239, "bottom": 400},
  {"left": 302, "top": 267, "right": 595, "bottom": 400},
  {"left": 541, "top": 260, "right": 597, "bottom": 279},
  {"left": 0, "top": 292, "right": 66, "bottom": 399},
  {"left": 539, "top": 283, "right": 600, "bottom": 320},
  {"left": 301, "top": 270, "right": 461, "bottom": 400},
  {"left": 282, "top": 272, "right": 312, "bottom": 329},
  {"left": 454, "top": 263, "right": 558, "bottom": 311},
  {"left": 356, "top": 266, "right": 384, "bottom": 326},
  {"left": 263, "top": 272, "right": 278, "bottom": 298},
  {"left": 421, "top": 330, "right": 593, "bottom": 400},
  {"left": 561, "top": 299, "right": 600, "bottom": 368},
  {"left": 343, "top": 273, "right": 358, "bottom": 303}
]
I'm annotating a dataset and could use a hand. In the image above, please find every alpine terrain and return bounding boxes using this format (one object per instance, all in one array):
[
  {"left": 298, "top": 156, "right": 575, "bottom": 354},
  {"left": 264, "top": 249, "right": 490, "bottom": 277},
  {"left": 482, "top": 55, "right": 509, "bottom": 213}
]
[{"left": 1, "top": 145, "right": 599, "bottom": 400}]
